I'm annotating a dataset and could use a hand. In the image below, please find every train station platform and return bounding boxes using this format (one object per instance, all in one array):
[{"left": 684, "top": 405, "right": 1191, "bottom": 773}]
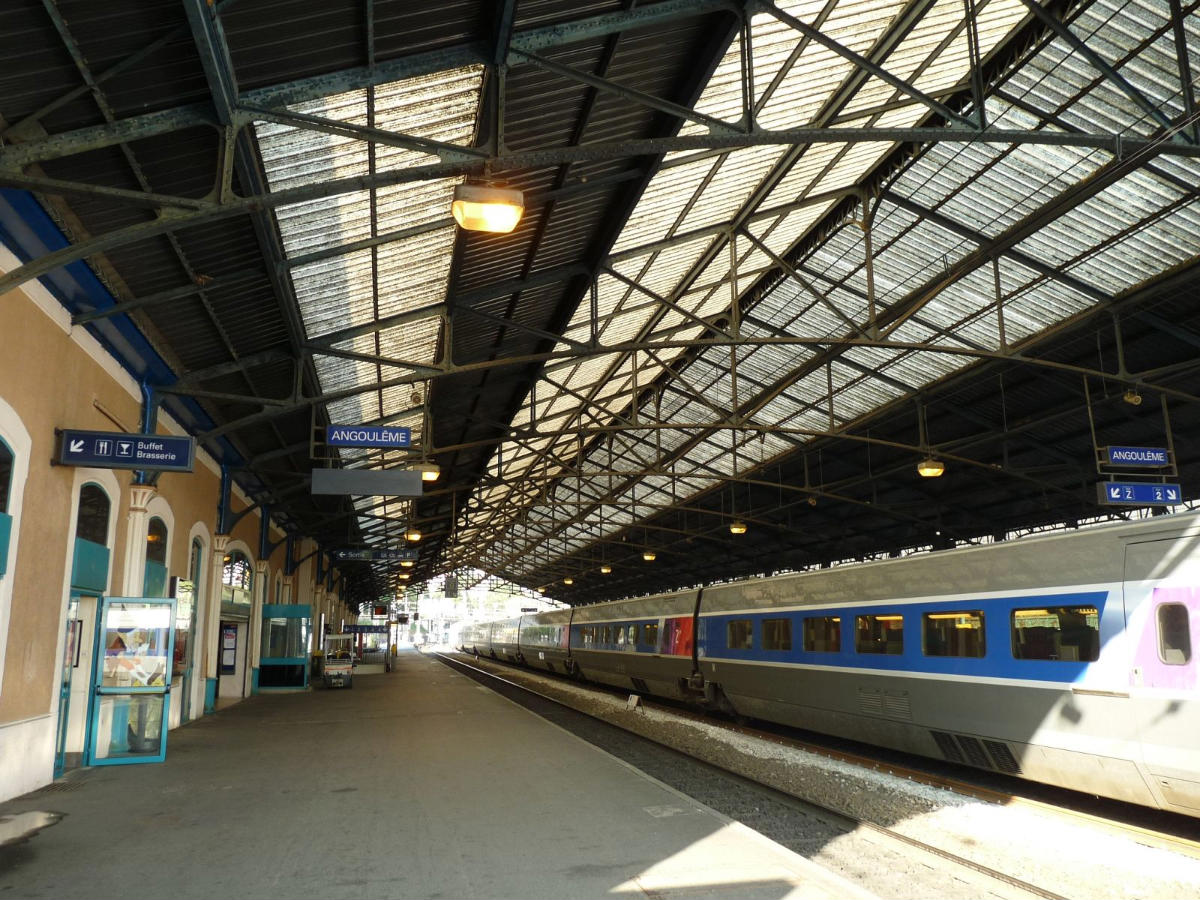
[{"left": 0, "top": 649, "right": 875, "bottom": 900}]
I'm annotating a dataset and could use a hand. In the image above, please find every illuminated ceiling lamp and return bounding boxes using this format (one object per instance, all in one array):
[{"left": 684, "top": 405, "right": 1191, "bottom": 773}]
[
  {"left": 451, "top": 182, "right": 524, "bottom": 233},
  {"left": 404, "top": 525, "right": 422, "bottom": 542},
  {"left": 398, "top": 572, "right": 411, "bottom": 580},
  {"left": 729, "top": 520, "right": 748, "bottom": 535},
  {"left": 642, "top": 549, "right": 656, "bottom": 562},
  {"left": 916, "top": 458, "right": 945, "bottom": 478},
  {"left": 563, "top": 576, "right": 574, "bottom": 585},
  {"left": 414, "top": 462, "right": 440, "bottom": 482},
  {"left": 599, "top": 563, "right": 612, "bottom": 574},
  {"left": 400, "top": 558, "right": 415, "bottom": 568},
  {"left": 537, "top": 586, "right": 546, "bottom": 594},
  {"left": 915, "top": 401, "right": 944, "bottom": 478}
]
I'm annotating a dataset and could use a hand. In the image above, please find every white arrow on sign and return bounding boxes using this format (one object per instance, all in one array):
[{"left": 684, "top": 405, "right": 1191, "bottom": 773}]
[
  {"left": 1168, "top": 489, "right": 1179, "bottom": 500},
  {"left": 69, "top": 439, "right": 84, "bottom": 453},
  {"left": 1109, "top": 486, "right": 1121, "bottom": 499}
]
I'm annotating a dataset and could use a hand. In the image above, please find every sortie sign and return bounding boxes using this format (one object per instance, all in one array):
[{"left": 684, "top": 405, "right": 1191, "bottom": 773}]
[{"left": 326, "top": 425, "right": 411, "bottom": 448}]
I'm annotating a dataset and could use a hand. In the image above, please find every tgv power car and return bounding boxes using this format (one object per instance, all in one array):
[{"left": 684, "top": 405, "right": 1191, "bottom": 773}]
[{"left": 461, "top": 511, "right": 1200, "bottom": 817}]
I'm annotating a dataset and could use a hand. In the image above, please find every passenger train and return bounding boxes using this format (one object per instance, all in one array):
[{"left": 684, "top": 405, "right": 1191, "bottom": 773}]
[{"left": 460, "top": 511, "right": 1200, "bottom": 817}]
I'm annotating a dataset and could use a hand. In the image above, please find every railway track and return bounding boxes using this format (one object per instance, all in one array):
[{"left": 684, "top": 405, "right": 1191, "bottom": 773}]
[
  {"left": 444, "top": 648, "right": 1200, "bottom": 865},
  {"left": 434, "top": 651, "right": 1071, "bottom": 900}
]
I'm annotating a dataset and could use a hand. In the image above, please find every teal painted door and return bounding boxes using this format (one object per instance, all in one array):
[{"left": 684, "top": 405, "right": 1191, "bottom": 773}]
[{"left": 53, "top": 595, "right": 81, "bottom": 777}]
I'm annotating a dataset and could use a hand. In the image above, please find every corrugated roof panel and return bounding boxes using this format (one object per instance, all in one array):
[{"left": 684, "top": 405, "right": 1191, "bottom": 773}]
[
  {"left": 273, "top": 192, "right": 373, "bottom": 256},
  {"left": 759, "top": 142, "right": 851, "bottom": 210},
  {"left": 373, "top": 226, "right": 459, "bottom": 323},
  {"left": 755, "top": 0, "right": 904, "bottom": 130},
  {"left": 840, "top": 2, "right": 965, "bottom": 115},
  {"left": 870, "top": 210, "right": 978, "bottom": 304},
  {"left": 810, "top": 138, "right": 897, "bottom": 195},
  {"left": 913, "top": 0, "right": 1027, "bottom": 96},
  {"left": 1072, "top": 198, "right": 1200, "bottom": 289},
  {"left": 256, "top": 65, "right": 483, "bottom": 414},
  {"left": 377, "top": 318, "right": 442, "bottom": 369},
  {"left": 676, "top": 146, "right": 789, "bottom": 234},
  {"left": 291, "top": 248, "right": 375, "bottom": 337},
  {"left": 610, "top": 156, "right": 720, "bottom": 254},
  {"left": 746, "top": 200, "right": 840, "bottom": 268},
  {"left": 326, "top": 394, "right": 370, "bottom": 427}
]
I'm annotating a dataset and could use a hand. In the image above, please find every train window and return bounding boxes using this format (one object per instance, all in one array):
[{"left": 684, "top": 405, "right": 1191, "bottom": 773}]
[
  {"left": 922, "top": 611, "right": 985, "bottom": 658},
  {"left": 803, "top": 616, "right": 841, "bottom": 652},
  {"left": 762, "top": 618, "right": 792, "bottom": 651},
  {"left": 856, "top": 614, "right": 904, "bottom": 654},
  {"left": 581, "top": 626, "right": 594, "bottom": 646},
  {"left": 628, "top": 625, "right": 637, "bottom": 645},
  {"left": 1157, "top": 603, "right": 1191, "bottom": 665},
  {"left": 617, "top": 626, "right": 626, "bottom": 646},
  {"left": 1010, "top": 606, "right": 1100, "bottom": 661},
  {"left": 642, "top": 622, "right": 659, "bottom": 647},
  {"left": 601, "top": 626, "right": 613, "bottom": 645},
  {"left": 727, "top": 619, "right": 753, "bottom": 650}
]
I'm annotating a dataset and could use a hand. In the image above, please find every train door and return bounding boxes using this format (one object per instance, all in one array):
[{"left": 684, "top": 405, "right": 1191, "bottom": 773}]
[{"left": 1123, "top": 537, "right": 1200, "bottom": 812}]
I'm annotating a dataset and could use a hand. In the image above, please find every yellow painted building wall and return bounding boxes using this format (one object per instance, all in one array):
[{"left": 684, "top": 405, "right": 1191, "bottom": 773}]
[{"left": 0, "top": 253, "right": 355, "bottom": 798}]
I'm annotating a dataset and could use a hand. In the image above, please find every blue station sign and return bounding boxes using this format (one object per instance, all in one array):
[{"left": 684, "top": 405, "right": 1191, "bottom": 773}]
[
  {"left": 57, "top": 429, "right": 195, "bottom": 473},
  {"left": 326, "top": 425, "right": 411, "bottom": 448},
  {"left": 1097, "top": 481, "right": 1183, "bottom": 506},
  {"left": 1105, "top": 446, "right": 1169, "bottom": 467},
  {"left": 331, "top": 548, "right": 418, "bottom": 562}
]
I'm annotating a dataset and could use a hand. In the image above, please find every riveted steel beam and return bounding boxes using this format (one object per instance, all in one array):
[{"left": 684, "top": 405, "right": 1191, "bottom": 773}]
[
  {"left": 5, "top": 124, "right": 1196, "bottom": 297},
  {"left": 1016, "top": 0, "right": 1192, "bottom": 145}
]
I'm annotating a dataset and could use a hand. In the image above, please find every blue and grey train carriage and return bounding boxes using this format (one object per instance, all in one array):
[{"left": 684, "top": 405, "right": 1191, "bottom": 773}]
[{"left": 461, "top": 511, "right": 1200, "bottom": 816}]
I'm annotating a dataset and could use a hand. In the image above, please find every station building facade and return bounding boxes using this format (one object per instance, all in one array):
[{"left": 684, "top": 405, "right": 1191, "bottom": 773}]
[{"left": 0, "top": 244, "right": 352, "bottom": 801}]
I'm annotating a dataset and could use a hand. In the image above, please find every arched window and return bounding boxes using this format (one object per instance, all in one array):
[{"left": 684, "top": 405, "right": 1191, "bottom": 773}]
[
  {"left": 76, "top": 484, "right": 110, "bottom": 546},
  {"left": 190, "top": 538, "right": 204, "bottom": 584},
  {"left": 70, "top": 483, "right": 111, "bottom": 594},
  {"left": 0, "top": 439, "right": 12, "bottom": 514},
  {"left": 223, "top": 551, "right": 252, "bottom": 589},
  {"left": 222, "top": 550, "right": 253, "bottom": 609},
  {"left": 146, "top": 517, "right": 167, "bottom": 565},
  {"left": 143, "top": 516, "right": 169, "bottom": 597}
]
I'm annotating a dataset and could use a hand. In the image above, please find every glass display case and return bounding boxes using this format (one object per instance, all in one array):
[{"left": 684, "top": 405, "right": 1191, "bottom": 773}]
[
  {"left": 88, "top": 597, "right": 175, "bottom": 765},
  {"left": 258, "top": 604, "right": 311, "bottom": 689}
]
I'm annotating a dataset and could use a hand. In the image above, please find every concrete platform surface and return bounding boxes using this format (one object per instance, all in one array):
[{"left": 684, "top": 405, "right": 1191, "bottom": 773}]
[{"left": 0, "top": 650, "right": 876, "bottom": 900}]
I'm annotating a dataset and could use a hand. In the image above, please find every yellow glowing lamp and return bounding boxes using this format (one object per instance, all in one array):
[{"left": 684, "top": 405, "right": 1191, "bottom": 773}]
[
  {"left": 729, "top": 520, "right": 748, "bottom": 535},
  {"left": 599, "top": 564, "right": 612, "bottom": 574},
  {"left": 917, "top": 458, "right": 945, "bottom": 478},
  {"left": 404, "top": 527, "right": 422, "bottom": 542},
  {"left": 563, "top": 576, "right": 574, "bottom": 585},
  {"left": 642, "top": 550, "right": 656, "bottom": 562},
  {"left": 415, "top": 463, "right": 440, "bottom": 482},
  {"left": 451, "top": 184, "right": 524, "bottom": 233},
  {"left": 400, "top": 559, "right": 415, "bottom": 568}
]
